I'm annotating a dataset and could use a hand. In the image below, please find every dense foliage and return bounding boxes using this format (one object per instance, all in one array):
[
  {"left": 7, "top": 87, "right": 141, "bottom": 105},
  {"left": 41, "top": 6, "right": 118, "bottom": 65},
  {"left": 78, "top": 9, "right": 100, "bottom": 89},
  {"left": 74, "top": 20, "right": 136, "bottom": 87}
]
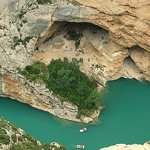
[
  {"left": 20, "top": 58, "right": 100, "bottom": 117},
  {"left": 47, "top": 58, "right": 100, "bottom": 116},
  {"left": 37, "top": 0, "right": 52, "bottom": 4},
  {"left": 66, "top": 30, "right": 83, "bottom": 49},
  {"left": 18, "top": 61, "right": 49, "bottom": 84},
  {"left": 9, "top": 143, "right": 66, "bottom": 150},
  {"left": 0, "top": 119, "right": 10, "bottom": 145}
]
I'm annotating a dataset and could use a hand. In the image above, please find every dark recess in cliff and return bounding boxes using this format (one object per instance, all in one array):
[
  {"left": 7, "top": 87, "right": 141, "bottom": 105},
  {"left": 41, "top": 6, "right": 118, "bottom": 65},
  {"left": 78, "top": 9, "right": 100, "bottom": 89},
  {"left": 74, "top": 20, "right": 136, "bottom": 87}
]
[{"left": 34, "top": 21, "right": 108, "bottom": 50}]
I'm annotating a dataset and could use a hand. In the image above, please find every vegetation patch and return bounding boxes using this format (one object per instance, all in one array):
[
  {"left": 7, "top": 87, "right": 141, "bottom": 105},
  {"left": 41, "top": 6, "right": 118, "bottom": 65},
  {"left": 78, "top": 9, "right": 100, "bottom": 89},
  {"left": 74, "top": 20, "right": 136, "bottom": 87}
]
[
  {"left": 0, "top": 118, "right": 67, "bottom": 150},
  {"left": 22, "top": 19, "right": 27, "bottom": 24},
  {"left": 70, "top": 0, "right": 81, "bottom": 6},
  {"left": 18, "top": 61, "right": 49, "bottom": 83},
  {"left": 20, "top": 58, "right": 101, "bottom": 117},
  {"left": 13, "top": 36, "right": 32, "bottom": 48},
  {"left": 0, "top": 25, "right": 6, "bottom": 30},
  {"left": 0, "top": 118, "right": 10, "bottom": 145},
  {"left": 66, "top": 30, "right": 83, "bottom": 49},
  {"left": 37, "top": 0, "right": 52, "bottom": 5},
  {"left": 27, "top": 2, "right": 33, "bottom": 7},
  {"left": 18, "top": 11, "right": 27, "bottom": 20},
  {"left": 66, "top": 0, "right": 81, "bottom": 6}
]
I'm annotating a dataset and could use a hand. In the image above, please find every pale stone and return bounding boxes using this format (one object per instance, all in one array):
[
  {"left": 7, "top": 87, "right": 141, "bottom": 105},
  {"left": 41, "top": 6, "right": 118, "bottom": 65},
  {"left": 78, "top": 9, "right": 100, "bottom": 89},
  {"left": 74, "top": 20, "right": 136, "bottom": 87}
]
[
  {"left": 50, "top": 142, "right": 60, "bottom": 148},
  {"left": 80, "top": 115, "right": 93, "bottom": 124},
  {"left": 130, "top": 46, "right": 150, "bottom": 80},
  {"left": 0, "top": 0, "right": 150, "bottom": 125},
  {"left": 0, "top": 0, "right": 150, "bottom": 148},
  {"left": 100, "top": 143, "right": 150, "bottom": 150}
]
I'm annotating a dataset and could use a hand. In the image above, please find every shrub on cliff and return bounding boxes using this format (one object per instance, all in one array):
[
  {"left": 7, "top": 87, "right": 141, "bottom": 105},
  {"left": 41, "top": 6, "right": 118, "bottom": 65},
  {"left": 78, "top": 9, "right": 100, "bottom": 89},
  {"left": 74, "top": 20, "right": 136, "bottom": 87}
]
[
  {"left": 37, "top": 0, "right": 52, "bottom": 5},
  {"left": 46, "top": 58, "right": 100, "bottom": 114},
  {"left": 0, "top": 118, "right": 67, "bottom": 150},
  {"left": 20, "top": 61, "right": 49, "bottom": 83},
  {"left": 20, "top": 58, "right": 100, "bottom": 117}
]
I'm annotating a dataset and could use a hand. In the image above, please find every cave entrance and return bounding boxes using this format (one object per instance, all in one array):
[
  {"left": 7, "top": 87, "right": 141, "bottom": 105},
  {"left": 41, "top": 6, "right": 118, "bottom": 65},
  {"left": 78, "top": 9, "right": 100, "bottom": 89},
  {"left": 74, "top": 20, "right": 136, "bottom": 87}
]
[
  {"left": 123, "top": 55, "right": 143, "bottom": 79},
  {"left": 33, "top": 21, "right": 109, "bottom": 65},
  {"left": 35, "top": 21, "right": 108, "bottom": 50},
  {"left": 33, "top": 21, "right": 109, "bottom": 86},
  {"left": 34, "top": 21, "right": 67, "bottom": 50}
]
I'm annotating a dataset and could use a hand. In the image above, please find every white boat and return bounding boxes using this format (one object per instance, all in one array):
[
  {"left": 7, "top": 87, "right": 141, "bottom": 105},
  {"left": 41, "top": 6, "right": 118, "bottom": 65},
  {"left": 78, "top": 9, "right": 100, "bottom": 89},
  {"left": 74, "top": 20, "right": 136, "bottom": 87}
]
[
  {"left": 77, "top": 145, "right": 85, "bottom": 149},
  {"left": 80, "top": 128, "right": 87, "bottom": 132}
]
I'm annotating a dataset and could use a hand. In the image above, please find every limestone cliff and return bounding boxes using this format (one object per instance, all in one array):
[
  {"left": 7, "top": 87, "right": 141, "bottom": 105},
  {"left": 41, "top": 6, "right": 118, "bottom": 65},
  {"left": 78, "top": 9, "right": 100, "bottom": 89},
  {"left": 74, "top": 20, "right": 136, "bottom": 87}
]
[
  {"left": 0, "top": 0, "right": 150, "bottom": 122},
  {"left": 0, "top": 67, "right": 99, "bottom": 123},
  {"left": 0, "top": 0, "right": 150, "bottom": 149},
  {"left": 100, "top": 143, "right": 150, "bottom": 150}
]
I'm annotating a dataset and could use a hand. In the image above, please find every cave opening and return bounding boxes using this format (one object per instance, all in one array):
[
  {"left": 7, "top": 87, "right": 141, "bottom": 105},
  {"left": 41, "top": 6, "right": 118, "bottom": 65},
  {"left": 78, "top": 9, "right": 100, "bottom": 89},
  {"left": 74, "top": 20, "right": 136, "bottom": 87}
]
[
  {"left": 123, "top": 55, "right": 143, "bottom": 79},
  {"left": 35, "top": 21, "right": 109, "bottom": 50},
  {"left": 124, "top": 55, "right": 136, "bottom": 66},
  {"left": 33, "top": 21, "right": 110, "bottom": 86},
  {"left": 125, "top": 45, "right": 150, "bottom": 80},
  {"left": 33, "top": 21, "right": 109, "bottom": 66}
]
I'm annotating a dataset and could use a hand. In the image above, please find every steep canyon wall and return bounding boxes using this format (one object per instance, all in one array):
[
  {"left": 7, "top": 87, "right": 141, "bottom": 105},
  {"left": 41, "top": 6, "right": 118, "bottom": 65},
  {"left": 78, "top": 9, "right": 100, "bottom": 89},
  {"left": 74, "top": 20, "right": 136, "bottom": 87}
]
[
  {"left": 0, "top": 68, "right": 100, "bottom": 123},
  {"left": 0, "top": 0, "right": 150, "bottom": 149},
  {"left": 0, "top": 0, "right": 150, "bottom": 126}
]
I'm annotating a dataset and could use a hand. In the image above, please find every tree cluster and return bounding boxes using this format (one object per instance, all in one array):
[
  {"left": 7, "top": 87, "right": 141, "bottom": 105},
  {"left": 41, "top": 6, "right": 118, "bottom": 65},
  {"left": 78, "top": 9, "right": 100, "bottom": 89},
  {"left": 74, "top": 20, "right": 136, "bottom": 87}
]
[{"left": 20, "top": 58, "right": 101, "bottom": 117}]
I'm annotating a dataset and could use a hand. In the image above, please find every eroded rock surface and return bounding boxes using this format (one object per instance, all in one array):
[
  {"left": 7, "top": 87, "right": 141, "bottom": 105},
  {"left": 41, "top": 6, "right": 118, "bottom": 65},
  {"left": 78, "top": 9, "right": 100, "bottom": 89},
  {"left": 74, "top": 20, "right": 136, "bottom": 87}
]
[
  {"left": 74, "top": 0, "right": 150, "bottom": 51},
  {"left": 100, "top": 143, "right": 150, "bottom": 150},
  {"left": 0, "top": 0, "right": 150, "bottom": 148},
  {"left": 0, "top": 0, "right": 149, "bottom": 80},
  {"left": 130, "top": 46, "right": 150, "bottom": 80},
  {"left": 0, "top": 67, "right": 100, "bottom": 123},
  {"left": 0, "top": 0, "right": 150, "bottom": 123}
]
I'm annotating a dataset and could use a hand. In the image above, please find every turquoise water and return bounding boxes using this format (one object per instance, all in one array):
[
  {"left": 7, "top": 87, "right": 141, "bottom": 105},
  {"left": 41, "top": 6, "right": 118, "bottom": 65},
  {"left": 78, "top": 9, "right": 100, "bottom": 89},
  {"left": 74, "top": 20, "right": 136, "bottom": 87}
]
[{"left": 0, "top": 78, "right": 150, "bottom": 150}]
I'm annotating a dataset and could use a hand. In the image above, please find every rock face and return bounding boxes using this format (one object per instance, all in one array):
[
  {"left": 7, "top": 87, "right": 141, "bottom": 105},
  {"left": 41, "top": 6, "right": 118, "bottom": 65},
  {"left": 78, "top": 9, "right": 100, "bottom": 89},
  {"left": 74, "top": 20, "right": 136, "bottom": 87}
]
[
  {"left": 0, "top": 0, "right": 150, "bottom": 122},
  {"left": 100, "top": 143, "right": 150, "bottom": 150},
  {"left": 1, "top": 0, "right": 149, "bottom": 81},
  {"left": 74, "top": 0, "right": 150, "bottom": 51},
  {"left": 130, "top": 46, "right": 150, "bottom": 80},
  {"left": 0, "top": 67, "right": 100, "bottom": 123},
  {"left": 0, "top": 0, "right": 150, "bottom": 149}
]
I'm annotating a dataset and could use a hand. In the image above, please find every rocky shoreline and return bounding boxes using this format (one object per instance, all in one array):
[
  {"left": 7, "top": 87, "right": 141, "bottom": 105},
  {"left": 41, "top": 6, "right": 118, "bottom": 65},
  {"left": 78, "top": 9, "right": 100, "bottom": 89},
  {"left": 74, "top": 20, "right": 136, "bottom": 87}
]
[
  {"left": 100, "top": 142, "right": 150, "bottom": 150},
  {"left": 0, "top": 0, "right": 150, "bottom": 124},
  {"left": 0, "top": 0, "right": 150, "bottom": 149},
  {"left": 0, "top": 0, "right": 149, "bottom": 124},
  {"left": 0, "top": 67, "right": 102, "bottom": 123},
  {"left": 1, "top": 118, "right": 150, "bottom": 150}
]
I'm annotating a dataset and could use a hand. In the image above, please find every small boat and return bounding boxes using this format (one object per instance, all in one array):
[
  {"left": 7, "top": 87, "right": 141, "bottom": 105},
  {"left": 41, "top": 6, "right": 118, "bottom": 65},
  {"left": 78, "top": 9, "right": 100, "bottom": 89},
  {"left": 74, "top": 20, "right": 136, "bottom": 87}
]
[
  {"left": 80, "top": 128, "right": 87, "bottom": 132},
  {"left": 77, "top": 145, "right": 85, "bottom": 149}
]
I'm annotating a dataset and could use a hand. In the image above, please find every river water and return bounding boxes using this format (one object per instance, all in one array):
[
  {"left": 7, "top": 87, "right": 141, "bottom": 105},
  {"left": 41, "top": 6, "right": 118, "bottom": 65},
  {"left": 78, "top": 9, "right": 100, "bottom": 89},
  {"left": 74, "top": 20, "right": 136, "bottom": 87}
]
[{"left": 0, "top": 78, "right": 150, "bottom": 150}]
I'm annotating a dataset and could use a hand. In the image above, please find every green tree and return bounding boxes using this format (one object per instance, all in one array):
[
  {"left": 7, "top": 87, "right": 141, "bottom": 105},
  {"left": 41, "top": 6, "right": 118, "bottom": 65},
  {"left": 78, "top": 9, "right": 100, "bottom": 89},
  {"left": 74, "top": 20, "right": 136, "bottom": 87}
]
[
  {"left": 86, "top": 91, "right": 100, "bottom": 109},
  {"left": 20, "top": 58, "right": 101, "bottom": 117}
]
